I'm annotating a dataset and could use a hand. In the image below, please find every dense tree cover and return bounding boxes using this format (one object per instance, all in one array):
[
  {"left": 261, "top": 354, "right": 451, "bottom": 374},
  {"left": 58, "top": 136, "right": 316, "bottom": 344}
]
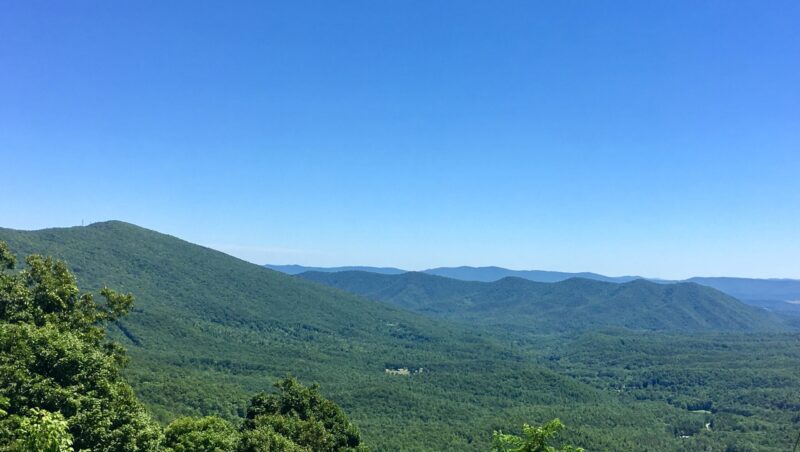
[
  {"left": 1, "top": 222, "right": 684, "bottom": 450},
  {"left": 0, "top": 247, "right": 162, "bottom": 450},
  {"left": 2, "top": 405, "right": 74, "bottom": 452},
  {"left": 0, "top": 242, "right": 367, "bottom": 451},
  {"left": 534, "top": 330, "right": 800, "bottom": 450},
  {"left": 2, "top": 222, "right": 799, "bottom": 450},
  {"left": 244, "top": 377, "right": 366, "bottom": 451}
]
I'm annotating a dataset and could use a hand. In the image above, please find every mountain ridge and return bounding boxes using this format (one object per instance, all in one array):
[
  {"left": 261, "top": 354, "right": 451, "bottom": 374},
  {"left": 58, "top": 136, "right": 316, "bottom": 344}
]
[
  {"left": 297, "top": 270, "right": 786, "bottom": 333},
  {"left": 2, "top": 221, "right": 796, "bottom": 450},
  {"left": 267, "top": 264, "right": 800, "bottom": 307},
  {"left": 264, "top": 264, "right": 407, "bottom": 275}
]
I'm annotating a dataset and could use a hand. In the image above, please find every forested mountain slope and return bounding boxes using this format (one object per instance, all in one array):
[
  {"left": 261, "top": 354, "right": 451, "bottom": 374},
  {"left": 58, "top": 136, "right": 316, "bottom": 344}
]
[
  {"left": 298, "top": 271, "right": 785, "bottom": 333},
  {"left": 0, "top": 221, "right": 702, "bottom": 451},
  {"left": 272, "top": 265, "right": 800, "bottom": 313}
]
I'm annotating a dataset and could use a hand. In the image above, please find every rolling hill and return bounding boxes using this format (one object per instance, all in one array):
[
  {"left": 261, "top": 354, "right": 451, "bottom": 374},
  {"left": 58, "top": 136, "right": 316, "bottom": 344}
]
[
  {"left": 0, "top": 221, "right": 704, "bottom": 451},
  {"left": 297, "top": 271, "right": 785, "bottom": 333}
]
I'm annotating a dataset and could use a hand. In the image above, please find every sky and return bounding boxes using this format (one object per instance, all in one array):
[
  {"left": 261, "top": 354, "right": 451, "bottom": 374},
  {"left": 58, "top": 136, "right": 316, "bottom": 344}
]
[{"left": 1, "top": 1, "right": 799, "bottom": 279}]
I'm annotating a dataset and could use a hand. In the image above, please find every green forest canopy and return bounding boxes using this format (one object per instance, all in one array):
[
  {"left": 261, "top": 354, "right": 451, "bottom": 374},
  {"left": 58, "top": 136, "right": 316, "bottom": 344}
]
[
  {"left": 2, "top": 223, "right": 799, "bottom": 450},
  {"left": 0, "top": 241, "right": 581, "bottom": 451},
  {"left": 0, "top": 242, "right": 368, "bottom": 451}
]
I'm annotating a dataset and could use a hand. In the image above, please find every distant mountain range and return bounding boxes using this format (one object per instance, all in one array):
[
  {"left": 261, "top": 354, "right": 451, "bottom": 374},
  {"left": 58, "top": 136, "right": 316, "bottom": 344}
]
[
  {"left": 684, "top": 277, "right": 800, "bottom": 302},
  {"left": 266, "top": 264, "right": 800, "bottom": 312},
  {"left": 424, "top": 266, "right": 641, "bottom": 283},
  {"left": 297, "top": 271, "right": 786, "bottom": 333},
  {"left": 264, "top": 264, "right": 406, "bottom": 275},
  {"left": 265, "top": 264, "right": 638, "bottom": 282}
]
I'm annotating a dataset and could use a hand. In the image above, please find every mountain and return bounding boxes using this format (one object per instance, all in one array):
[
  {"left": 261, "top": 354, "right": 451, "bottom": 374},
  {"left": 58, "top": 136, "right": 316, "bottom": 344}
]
[
  {"left": 681, "top": 277, "right": 800, "bottom": 327},
  {"left": 265, "top": 264, "right": 641, "bottom": 283},
  {"left": 264, "top": 264, "right": 406, "bottom": 275},
  {"left": 423, "top": 266, "right": 641, "bottom": 283},
  {"left": 685, "top": 276, "right": 800, "bottom": 303},
  {"left": 297, "top": 271, "right": 785, "bottom": 333},
  {"left": 5, "top": 222, "right": 798, "bottom": 449},
  {"left": 0, "top": 221, "right": 694, "bottom": 451},
  {"left": 270, "top": 265, "right": 800, "bottom": 313}
]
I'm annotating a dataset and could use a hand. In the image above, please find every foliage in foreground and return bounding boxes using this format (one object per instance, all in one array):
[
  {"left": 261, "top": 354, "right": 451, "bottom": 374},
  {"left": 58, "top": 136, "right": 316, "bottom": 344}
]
[
  {"left": 0, "top": 243, "right": 162, "bottom": 450},
  {"left": 0, "top": 241, "right": 367, "bottom": 451},
  {"left": 163, "top": 377, "right": 367, "bottom": 452},
  {"left": 492, "top": 419, "right": 583, "bottom": 452}
]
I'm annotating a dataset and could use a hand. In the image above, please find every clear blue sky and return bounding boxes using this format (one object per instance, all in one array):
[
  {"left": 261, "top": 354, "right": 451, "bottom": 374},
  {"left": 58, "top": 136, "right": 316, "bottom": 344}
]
[{"left": 2, "top": 1, "right": 799, "bottom": 279}]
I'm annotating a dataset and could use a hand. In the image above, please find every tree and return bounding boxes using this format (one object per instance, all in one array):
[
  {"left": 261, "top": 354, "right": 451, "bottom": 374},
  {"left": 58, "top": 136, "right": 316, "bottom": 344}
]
[
  {"left": 0, "top": 241, "right": 14, "bottom": 270},
  {"left": 0, "top": 243, "right": 162, "bottom": 451},
  {"left": 237, "top": 426, "right": 307, "bottom": 452},
  {"left": 161, "top": 377, "right": 369, "bottom": 452},
  {"left": 492, "top": 419, "right": 584, "bottom": 452},
  {"left": 164, "top": 416, "right": 239, "bottom": 452},
  {"left": 9, "top": 408, "right": 74, "bottom": 452},
  {"left": 244, "top": 377, "right": 366, "bottom": 452}
]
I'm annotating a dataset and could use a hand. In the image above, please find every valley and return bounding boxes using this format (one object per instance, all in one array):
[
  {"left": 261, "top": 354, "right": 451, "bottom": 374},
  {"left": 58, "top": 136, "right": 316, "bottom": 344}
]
[{"left": 2, "top": 221, "right": 799, "bottom": 450}]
